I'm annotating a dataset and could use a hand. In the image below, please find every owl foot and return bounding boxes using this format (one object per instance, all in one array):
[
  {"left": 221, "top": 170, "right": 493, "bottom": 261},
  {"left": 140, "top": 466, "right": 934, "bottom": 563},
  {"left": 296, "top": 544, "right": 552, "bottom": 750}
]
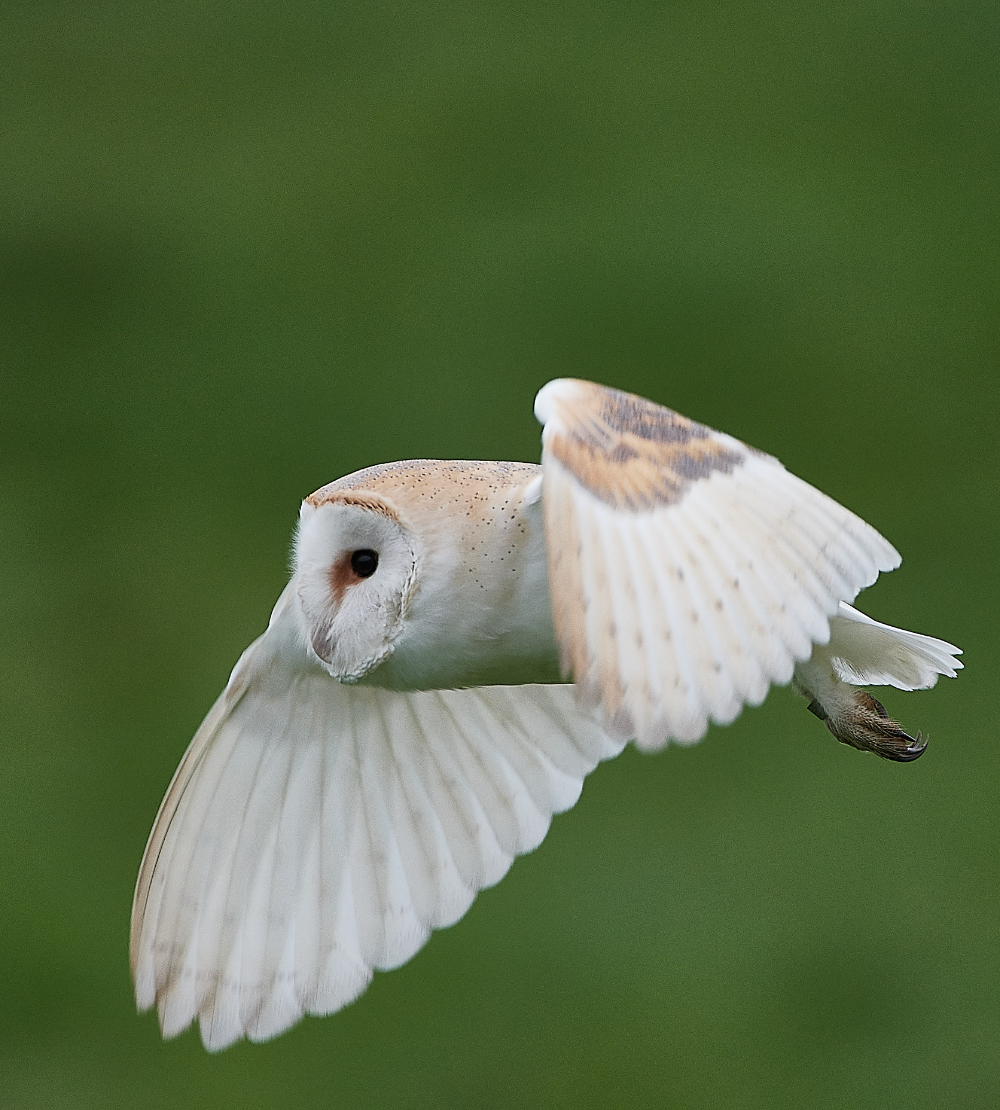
[{"left": 807, "top": 690, "right": 927, "bottom": 762}]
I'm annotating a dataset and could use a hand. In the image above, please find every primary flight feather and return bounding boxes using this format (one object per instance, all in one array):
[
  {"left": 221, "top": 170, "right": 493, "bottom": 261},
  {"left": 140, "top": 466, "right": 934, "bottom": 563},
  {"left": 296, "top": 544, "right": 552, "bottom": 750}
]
[{"left": 132, "top": 378, "right": 962, "bottom": 1050}]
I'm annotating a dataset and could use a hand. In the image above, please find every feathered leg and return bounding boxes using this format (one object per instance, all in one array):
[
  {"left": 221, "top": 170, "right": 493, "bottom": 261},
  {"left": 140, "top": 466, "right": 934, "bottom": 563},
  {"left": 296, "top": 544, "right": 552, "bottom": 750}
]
[{"left": 794, "top": 602, "right": 961, "bottom": 762}]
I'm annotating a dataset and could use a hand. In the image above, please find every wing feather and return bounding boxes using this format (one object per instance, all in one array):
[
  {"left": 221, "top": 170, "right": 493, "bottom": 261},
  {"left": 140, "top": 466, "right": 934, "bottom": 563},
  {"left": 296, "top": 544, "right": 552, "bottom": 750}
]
[
  {"left": 671, "top": 502, "right": 761, "bottom": 705},
  {"left": 669, "top": 499, "right": 770, "bottom": 708},
  {"left": 660, "top": 512, "right": 743, "bottom": 725},
  {"left": 616, "top": 520, "right": 673, "bottom": 735},
  {"left": 628, "top": 522, "right": 693, "bottom": 740},
  {"left": 687, "top": 499, "right": 797, "bottom": 695},
  {"left": 646, "top": 514, "right": 724, "bottom": 739},
  {"left": 131, "top": 589, "right": 620, "bottom": 1051},
  {"left": 535, "top": 379, "right": 902, "bottom": 749},
  {"left": 735, "top": 461, "right": 886, "bottom": 597},
  {"left": 400, "top": 693, "right": 508, "bottom": 892},
  {"left": 351, "top": 693, "right": 425, "bottom": 971},
  {"left": 427, "top": 693, "right": 535, "bottom": 862},
  {"left": 591, "top": 511, "right": 648, "bottom": 730},
  {"left": 692, "top": 476, "right": 829, "bottom": 651},
  {"left": 380, "top": 697, "right": 472, "bottom": 929}
]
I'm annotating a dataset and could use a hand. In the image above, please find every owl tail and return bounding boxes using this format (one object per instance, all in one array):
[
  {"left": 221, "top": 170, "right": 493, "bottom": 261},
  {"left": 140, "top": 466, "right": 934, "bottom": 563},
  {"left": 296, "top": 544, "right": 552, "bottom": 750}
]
[{"left": 793, "top": 601, "right": 962, "bottom": 762}]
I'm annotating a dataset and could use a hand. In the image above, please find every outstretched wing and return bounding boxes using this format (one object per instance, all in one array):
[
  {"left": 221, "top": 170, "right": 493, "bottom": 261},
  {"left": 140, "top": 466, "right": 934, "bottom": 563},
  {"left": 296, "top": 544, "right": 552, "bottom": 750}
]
[
  {"left": 534, "top": 378, "right": 901, "bottom": 749},
  {"left": 131, "top": 587, "right": 620, "bottom": 1051}
]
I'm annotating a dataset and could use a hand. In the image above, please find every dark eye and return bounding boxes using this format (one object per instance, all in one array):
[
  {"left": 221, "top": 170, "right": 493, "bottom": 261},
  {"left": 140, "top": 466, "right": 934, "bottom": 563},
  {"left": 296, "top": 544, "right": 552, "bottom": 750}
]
[{"left": 350, "top": 549, "right": 379, "bottom": 578}]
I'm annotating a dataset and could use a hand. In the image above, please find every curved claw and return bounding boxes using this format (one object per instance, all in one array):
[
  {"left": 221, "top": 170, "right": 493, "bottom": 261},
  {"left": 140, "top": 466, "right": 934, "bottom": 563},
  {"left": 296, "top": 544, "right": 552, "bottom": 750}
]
[{"left": 879, "top": 730, "right": 927, "bottom": 762}]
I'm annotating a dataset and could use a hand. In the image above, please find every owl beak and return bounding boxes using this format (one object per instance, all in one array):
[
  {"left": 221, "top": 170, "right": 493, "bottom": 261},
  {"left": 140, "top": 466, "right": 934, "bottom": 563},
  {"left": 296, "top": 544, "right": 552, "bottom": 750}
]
[{"left": 309, "top": 623, "right": 336, "bottom": 667}]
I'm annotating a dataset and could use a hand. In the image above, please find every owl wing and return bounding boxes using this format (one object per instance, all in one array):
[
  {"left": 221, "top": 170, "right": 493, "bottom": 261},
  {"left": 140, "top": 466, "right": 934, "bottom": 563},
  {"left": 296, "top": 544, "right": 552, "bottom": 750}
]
[
  {"left": 534, "top": 378, "right": 902, "bottom": 749},
  {"left": 131, "top": 587, "right": 621, "bottom": 1052}
]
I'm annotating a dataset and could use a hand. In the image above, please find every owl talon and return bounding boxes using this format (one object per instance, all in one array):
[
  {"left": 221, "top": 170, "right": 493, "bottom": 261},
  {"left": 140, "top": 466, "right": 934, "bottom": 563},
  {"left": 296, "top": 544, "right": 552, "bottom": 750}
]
[
  {"left": 881, "top": 731, "right": 927, "bottom": 762},
  {"left": 824, "top": 690, "right": 928, "bottom": 762}
]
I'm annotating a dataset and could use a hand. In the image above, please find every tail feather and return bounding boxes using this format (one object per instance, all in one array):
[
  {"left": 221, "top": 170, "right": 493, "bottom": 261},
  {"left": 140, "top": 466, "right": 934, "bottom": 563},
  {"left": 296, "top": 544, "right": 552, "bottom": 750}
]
[{"left": 826, "top": 602, "right": 962, "bottom": 690}]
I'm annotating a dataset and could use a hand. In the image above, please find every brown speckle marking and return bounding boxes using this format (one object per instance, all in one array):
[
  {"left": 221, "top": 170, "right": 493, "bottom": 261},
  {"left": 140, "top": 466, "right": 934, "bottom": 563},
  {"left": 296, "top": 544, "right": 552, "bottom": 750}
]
[{"left": 543, "top": 380, "right": 747, "bottom": 511}]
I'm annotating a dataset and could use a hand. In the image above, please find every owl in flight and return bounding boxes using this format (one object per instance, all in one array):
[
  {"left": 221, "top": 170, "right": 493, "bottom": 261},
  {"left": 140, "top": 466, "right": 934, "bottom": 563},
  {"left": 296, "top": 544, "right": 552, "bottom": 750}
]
[{"left": 132, "top": 379, "right": 962, "bottom": 1050}]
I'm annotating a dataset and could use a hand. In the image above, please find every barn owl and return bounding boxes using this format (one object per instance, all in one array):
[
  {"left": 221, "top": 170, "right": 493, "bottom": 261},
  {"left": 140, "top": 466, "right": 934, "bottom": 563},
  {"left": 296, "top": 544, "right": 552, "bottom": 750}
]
[{"left": 131, "top": 378, "right": 962, "bottom": 1051}]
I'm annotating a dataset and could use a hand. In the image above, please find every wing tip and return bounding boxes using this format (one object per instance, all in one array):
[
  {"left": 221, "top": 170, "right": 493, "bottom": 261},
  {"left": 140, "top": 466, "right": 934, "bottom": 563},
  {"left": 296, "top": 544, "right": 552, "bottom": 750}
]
[
  {"left": 878, "top": 540, "right": 903, "bottom": 573},
  {"left": 534, "top": 378, "right": 586, "bottom": 427},
  {"left": 134, "top": 976, "right": 155, "bottom": 1016}
]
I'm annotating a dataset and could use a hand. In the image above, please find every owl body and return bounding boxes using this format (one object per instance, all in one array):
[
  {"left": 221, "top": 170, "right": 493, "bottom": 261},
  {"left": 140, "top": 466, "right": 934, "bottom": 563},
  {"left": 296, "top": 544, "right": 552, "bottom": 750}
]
[{"left": 132, "top": 379, "right": 962, "bottom": 1051}]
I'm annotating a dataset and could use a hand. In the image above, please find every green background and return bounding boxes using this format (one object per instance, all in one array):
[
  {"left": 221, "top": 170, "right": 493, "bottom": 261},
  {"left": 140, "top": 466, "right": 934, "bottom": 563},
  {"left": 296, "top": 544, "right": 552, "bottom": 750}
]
[{"left": 2, "top": 2, "right": 997, "bottom": 1107}]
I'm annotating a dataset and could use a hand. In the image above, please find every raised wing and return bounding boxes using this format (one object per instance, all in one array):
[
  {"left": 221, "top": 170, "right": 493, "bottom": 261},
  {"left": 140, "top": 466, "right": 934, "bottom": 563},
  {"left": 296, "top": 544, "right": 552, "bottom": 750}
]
[
  {"left": 534, "top": 378, "right": 901, "bottom": 749},
  {"left": 131, "top": 587, "right": 621, "bottom": 1051}
]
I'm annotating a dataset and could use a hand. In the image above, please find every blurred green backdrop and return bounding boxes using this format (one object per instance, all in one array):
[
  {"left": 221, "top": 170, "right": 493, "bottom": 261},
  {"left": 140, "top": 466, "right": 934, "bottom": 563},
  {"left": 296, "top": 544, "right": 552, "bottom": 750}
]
[{"left": 2, "top": 1, "right": 997, "bottom": 1107}]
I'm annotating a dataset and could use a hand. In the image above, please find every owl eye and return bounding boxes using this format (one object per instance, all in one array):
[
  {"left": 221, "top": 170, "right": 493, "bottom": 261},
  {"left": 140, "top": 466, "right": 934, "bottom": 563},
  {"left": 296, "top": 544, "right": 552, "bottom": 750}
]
[{"left": 350, "top": 549, "right": 379, "bottom": 578}]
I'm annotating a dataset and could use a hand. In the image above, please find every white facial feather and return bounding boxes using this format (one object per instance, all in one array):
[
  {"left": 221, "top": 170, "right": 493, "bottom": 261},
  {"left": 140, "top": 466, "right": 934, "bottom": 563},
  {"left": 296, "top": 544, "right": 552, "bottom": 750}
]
[
  {"left": 294, "top": 500, "right": 417, "bottom": 681},
  {"left": 132, "top": 378, "right": 963, "bottom": 1052}
]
